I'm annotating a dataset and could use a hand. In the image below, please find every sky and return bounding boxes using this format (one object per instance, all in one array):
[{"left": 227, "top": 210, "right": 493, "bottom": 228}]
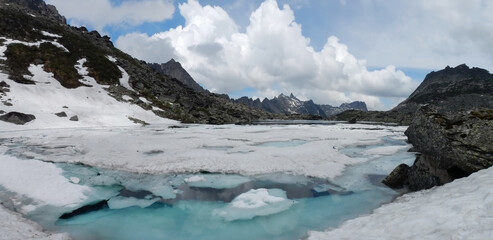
[{"left": 45, "top": 0, "right": 493, "bottom": 110}]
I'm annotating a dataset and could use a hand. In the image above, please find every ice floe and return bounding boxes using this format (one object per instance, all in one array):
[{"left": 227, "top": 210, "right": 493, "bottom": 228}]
[
  {"left": 107, "top": 196, "right": 158, "bottom": 210},
  {"left": 213, "top": 188, "right": 295, "bottom": 221}
]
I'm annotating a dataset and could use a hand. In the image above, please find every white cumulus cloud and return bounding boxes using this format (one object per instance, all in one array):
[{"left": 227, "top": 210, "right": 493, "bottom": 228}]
[
  {"left": 116, "top": 0, "right": 417, "bottom": 109},
  {"left": 46, "top": 0, "right": 175, "bottom": 32}
]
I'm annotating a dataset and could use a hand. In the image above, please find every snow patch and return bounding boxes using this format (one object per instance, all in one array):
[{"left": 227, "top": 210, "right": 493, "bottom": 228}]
[
  {"left": 118, "top": 66, "right": 133, "bottom": 91},
  {"left": 40, "top": 31, "right": 62, "bottom": 38},
  {"left": 106, "top": 56, "right": 117, "bottom": 62}
]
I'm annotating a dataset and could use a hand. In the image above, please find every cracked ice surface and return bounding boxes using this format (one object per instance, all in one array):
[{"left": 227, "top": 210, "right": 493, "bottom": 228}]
[{"left": 0, "top": 123, "right": 409, "bottom": 179}]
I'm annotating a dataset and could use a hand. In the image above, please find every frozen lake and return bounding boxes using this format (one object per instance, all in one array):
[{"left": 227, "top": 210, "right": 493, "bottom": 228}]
[{"left": 0, "top": 122, "right": 414, "bottom": 239}]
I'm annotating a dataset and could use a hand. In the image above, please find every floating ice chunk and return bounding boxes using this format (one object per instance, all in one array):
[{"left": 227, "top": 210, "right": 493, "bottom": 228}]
[
  {"left": 145, "top": 185, "right": 176, "bottom": 199},
  {"left": 184, "top": 176, "right": 206, "bottom": 183},
  {"left": 184, "top": 174, "right": 250, "bottom": 189},
  {"left": 69, "top": 177, "right": 81, "bottom": 184},
  {"left": 214, "top": 188, "right": 295, "bottom": 221},
  {"left": 107, "top": 196, "right": 158, "bottom": 210}
]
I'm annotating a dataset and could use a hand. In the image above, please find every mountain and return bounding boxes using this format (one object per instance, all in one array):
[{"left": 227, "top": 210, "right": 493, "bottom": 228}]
[
  {"left": 148, "top": 59, "right": 207, "bottom": 93},
  {"left": 235, "top": 93, "right": 367, "bottom": 117},
  {"left": 0, "top": 0, "right": 271, "bottom": 126},
  {"left": 393, "top": 64, "right": 493, "bottom": 113}
]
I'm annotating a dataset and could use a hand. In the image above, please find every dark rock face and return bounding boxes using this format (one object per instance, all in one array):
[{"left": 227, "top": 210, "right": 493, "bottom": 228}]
[
  {"left": 0, "top": 111, "right": 35, "bottom": 124},
  {"left": 384, "top": 107, "right": 493, "bottom": 191},
  {"left": 0, "top": 0, "right": 66, "bottom": 24},
  {"left": 149, "top": 59, "right": 207, "bottom": 93},
  {"left": 393, "top": 64, "right": 493, "bottom": 113},
  {"left": 69, "top": 115, "right": 78, "bottom": 121},
  {"left": 235, "top": 93, "right": 367, "bottom": 117},
  {"left": 382, "top": 163, "right": 410, "bottom": 188}
]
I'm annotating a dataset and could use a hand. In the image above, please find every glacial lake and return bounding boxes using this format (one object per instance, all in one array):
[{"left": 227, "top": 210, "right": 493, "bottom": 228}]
[{"left": 0, "top": 122, "right": 415, "bottom": 239}]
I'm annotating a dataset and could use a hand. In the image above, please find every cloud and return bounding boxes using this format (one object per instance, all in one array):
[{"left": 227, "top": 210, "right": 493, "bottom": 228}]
[
  {"left": 116, "top": 0, "right": 417, "bottom": 109},
  {"left": 45, "top": 0, "right": 175, "bottom": 32}
]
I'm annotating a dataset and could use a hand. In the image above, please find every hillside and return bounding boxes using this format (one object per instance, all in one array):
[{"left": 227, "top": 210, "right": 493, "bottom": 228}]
[
  {"left": 235, "top": 93, "right": 367, "bottom": 117},
  {"left": 0, "top": 0, "right": 270, "bottom": 127}
]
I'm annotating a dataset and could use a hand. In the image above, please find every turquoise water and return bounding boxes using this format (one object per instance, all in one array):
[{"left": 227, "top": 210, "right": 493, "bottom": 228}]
[{"left": 16, "top": 133, "right": 415, "bottom": 240}]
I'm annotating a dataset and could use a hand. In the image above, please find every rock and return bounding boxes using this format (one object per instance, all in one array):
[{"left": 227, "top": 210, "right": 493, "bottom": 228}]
[
  {"left": 0, "top": 111, "right": 35, "bottom": 125},
  {"left": 348, "top": 118, "right": 357, "bottom": 124},
  {"left": 382, "top": 163, "right": 410, "bottom": 188},
  {"left": 387, "top": 106, "right": 493, "bottom": 191},
  {"left": 69, "top": 115, "right": 78, "bottom": 121},
  {"left": 55, "top": 111, "right": 67, "bottom": 117}
]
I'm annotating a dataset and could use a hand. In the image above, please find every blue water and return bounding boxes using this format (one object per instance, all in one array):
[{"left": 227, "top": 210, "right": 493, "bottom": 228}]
[{"left": 19, "top": 134, "right": 415, "bottom": 240}]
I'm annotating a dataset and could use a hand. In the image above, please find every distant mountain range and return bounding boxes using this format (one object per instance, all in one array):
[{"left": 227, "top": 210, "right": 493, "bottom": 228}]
[
  {"left": 148, "top": 60, "right": 368, "bottom": 117},
  {"left": 235, "top": 93, "right": 367, "bottom": 117}
]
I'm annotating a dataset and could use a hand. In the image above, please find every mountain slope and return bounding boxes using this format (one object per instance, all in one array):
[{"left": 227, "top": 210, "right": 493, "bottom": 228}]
[
  {"left": 235, "top": 93, "right": 367, "bottom": 117},
  {"left": 0, "top": 0, "right": 270, "bottom": 127}
]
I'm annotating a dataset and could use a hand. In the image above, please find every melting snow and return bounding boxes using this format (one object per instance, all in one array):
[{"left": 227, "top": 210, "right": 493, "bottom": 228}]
[{"left": 308, "top": 167, "right": 493, "bottom": 240}]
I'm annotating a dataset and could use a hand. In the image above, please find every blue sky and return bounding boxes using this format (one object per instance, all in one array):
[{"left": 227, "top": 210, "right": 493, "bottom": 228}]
[{"left": 46, "top": 0, "right": 493, "bottom": 110}]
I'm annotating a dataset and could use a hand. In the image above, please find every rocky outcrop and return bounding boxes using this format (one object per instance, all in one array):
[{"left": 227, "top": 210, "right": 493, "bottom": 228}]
[
  {"left": 0, "top": 111, "right": 35, "bottom": 124},
  {"left": 0, "top": 0, "right": 66, "bottom": 24},
  {"left": 235, "top": 93, "right": 367, "bottom": 117},
  {"left": 385, "top": 107, "right": 493, "bottom": 191},
  {"left": 149, "top": 59, "right": 206, "bottom": 93},
  {"left": 332, "top": 110, "right": 413, "bottom": 125}
]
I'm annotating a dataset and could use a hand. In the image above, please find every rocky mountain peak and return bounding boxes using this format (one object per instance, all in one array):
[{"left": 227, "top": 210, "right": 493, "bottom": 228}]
[
  {"left": 149, "top": 59, "right": 206, "bottom": 93},
  {"left": 393, "top": 64, "right": 493, "bottom": 113},
  {"left": 1, "top": 0, "right": 66, "bottom": 24}
]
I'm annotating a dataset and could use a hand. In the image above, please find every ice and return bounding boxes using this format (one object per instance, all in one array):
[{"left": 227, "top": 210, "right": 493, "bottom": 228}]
[
  {"left": 184, "top": 174, "right": 251, "bottom": 189},
  {"left": 362, "top": 145, "right": 409, "bottom": 156},
  {"left": 122, "top": 95, "right": 133, "bottom": 101},
  {"left": 308, "top": 167, "right": 493, "bottom": 240},
  {"left": 0, "top": 123, "right": 408, "bottom": 179},
  {"left": 107, "top": 196, "right": 159, "bottom": 210},
  {"left": 0, "top": 155, "right": 90, "bottom": 210},
  {"left": 69, "top": 177, "right": 80, "bottom": 184},
  {"left": 214, "top": 188, "right": 295, "bottom": 221}
]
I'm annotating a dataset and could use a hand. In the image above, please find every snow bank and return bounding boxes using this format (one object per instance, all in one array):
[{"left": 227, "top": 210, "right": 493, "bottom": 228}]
[
  {"left": 0, "top": 205, "right": 69, "bottom": 240},
  {"left": 213, "top": 188, "right": 295, "bottom": 221},
  {"left": 308, "top": 167, "right": 493, "bottom": 240}
]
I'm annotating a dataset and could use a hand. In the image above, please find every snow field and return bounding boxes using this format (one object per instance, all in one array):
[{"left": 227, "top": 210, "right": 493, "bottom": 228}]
[{"left": 308, "top": 166, "right": 493, "bottom": 240}]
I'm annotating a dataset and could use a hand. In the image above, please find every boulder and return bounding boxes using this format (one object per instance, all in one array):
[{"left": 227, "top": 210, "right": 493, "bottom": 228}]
[
  {"left": 69, "top": 115, "right": 78, "bottom": 121},
  {"left": 55, "top": 111, "right": 67, "bottom": 117},
  {"left": 385, "top": 106, "right": 493, "bottom": 191},
  {"left": 382, "top": 163, "right": 410, "bottom": 188},
  {"left": 0, "top": 111, "right": 35, "bottom": 125}
]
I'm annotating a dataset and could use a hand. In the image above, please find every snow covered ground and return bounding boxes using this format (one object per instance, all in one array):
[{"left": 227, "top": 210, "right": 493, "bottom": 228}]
[
  {"left": 0, "top": 35, "right": 176, "bottom": 130},
  {"left": 308, "top": 167, "right": 493, "bottom": 240}
]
